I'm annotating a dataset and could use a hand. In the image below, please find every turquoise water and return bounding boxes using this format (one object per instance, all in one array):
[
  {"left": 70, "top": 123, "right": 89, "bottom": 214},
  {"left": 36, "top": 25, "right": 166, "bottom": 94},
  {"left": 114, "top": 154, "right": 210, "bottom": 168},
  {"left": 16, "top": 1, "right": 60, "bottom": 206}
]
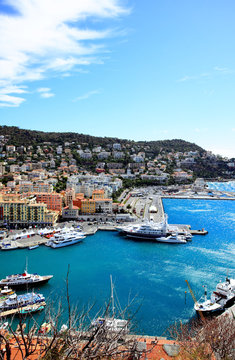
[
  {"left": 0, "top": 199, "right": 234, "bottom": 335},
  {"left": 207, "top": 181, "right": 235, "bottom": 192}
]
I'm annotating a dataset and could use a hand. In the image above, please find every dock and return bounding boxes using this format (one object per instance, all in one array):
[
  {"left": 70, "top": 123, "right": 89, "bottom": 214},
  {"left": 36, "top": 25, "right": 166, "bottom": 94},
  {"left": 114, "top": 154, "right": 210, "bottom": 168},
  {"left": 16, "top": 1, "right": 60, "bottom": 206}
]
[{"left": 0, "top": 302, "right": 46, "bottom": 317}]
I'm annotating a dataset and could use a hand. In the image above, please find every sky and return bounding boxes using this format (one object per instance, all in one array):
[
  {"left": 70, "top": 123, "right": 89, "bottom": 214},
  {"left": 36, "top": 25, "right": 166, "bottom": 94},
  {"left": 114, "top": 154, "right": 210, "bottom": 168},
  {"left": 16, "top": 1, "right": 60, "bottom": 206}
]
[{"left": 0, "top": 0, "right": 235, "bottom": 158}]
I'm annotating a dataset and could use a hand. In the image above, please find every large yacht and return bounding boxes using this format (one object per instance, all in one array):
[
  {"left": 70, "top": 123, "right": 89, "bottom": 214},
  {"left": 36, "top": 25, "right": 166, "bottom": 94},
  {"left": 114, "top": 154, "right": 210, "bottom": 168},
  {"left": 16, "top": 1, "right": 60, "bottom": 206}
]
[
  {"left": 194, "top": 276, "right": 235, "bottom": 314},
  {"left": 48, "top": 229, "right": 85, "bottom": 248},
  {"left": 120, "top": 216, "right": 168, "bottom": 240},
  {"left": 0, "top": 269, "right": 53, "bottom": 288}
]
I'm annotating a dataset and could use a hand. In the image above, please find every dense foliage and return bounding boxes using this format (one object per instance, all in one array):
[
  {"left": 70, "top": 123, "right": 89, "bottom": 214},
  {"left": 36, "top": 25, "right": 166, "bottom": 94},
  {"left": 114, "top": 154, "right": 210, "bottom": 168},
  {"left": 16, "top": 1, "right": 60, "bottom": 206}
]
[{"left": 0, "top": 126, "right": 204, "bottom": 155}]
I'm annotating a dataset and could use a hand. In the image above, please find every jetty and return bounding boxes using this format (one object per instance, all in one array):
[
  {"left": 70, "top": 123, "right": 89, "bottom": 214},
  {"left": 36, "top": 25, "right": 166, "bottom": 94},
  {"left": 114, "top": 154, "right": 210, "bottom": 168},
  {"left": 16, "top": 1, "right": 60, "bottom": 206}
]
[{"left": 0, "top": 302, "right": 46, "bottom": 317}]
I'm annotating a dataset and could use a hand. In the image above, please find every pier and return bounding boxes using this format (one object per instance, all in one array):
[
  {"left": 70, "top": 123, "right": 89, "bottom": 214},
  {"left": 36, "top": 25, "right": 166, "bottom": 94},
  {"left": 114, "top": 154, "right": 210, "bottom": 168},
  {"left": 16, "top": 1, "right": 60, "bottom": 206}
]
[{"left": 0, "top": 302, "right": 46, "bottom": 317}]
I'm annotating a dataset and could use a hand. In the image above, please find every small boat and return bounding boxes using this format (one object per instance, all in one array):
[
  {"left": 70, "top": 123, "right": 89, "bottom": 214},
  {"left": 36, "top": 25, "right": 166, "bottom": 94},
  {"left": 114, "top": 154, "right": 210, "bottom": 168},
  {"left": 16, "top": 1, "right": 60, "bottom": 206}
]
[
  {"left": 1, "top": 243, "right": 18, "bottom": 251},
  {"left": 28, "top": 245, "right": 39, "bottom": 250},
  {"left": 156, "top": 233, "right": 187, "bottom": 244},
  {"left": 19, "top": 304, "right": 45, "bottom": 314},
  {"left": 39, "top": 322, "right": 52, "bottom": 334},
  {"left": 194, "top": 276, "right": 235, "bottom": 314},
  {"left": 0, "top": 286, "right": 14, "bottom": 297}
]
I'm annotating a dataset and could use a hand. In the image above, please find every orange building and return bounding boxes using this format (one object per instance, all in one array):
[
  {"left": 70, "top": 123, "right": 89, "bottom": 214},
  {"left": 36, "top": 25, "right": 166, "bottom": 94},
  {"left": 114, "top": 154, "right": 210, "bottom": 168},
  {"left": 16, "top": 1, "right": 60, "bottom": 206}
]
[
  {"left": 92, "top": 189, "right": 105, "bottom": 199},
  {"left": 34, "top": 192, "right": 63, "bottom": 213}
]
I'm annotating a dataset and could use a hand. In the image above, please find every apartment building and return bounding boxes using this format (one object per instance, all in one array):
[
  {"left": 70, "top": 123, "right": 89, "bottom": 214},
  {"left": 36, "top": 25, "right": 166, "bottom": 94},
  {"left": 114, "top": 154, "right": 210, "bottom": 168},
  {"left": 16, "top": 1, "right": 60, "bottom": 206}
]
[
  {"left": 34, "top": 192, "right": 63, "bottom": 212},
  {"left": 19, "top": 181, "right": 53, "bottom": 193},
  {"left": 0, "top": 193, "right": 58, "bottom": 226}
]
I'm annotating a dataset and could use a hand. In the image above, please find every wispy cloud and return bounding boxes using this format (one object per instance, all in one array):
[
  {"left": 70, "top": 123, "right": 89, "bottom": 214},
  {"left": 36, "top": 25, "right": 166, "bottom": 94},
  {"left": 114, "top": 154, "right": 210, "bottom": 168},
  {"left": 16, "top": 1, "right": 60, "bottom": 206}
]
[
  {"left": 0, "top": 85, "right": 27, "bottom": 107},
  {"left": 74, "top": 89, "right": 102, "bottom": 101},
  {"left": 177, "top": 73, "right": 210, "bottom": 83},
  {"left": 37, "top": 87, "right": 54, "bottom": 98},
  {"left": 0, "top": 0, "right": 129, "bottom": 107},
  {"left": 214, "top": 66, "right": 234, "bottom": 74},
  {"left": 178, "top": 66, "right": 234, "bottom": 83}
]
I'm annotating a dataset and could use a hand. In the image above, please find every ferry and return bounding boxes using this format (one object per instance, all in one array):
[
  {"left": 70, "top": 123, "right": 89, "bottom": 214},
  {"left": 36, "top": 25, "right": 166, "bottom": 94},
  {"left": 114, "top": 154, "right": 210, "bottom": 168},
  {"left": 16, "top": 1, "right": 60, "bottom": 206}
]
[{"left": 195, "top": 276, "right": 235, "bottom": 314}]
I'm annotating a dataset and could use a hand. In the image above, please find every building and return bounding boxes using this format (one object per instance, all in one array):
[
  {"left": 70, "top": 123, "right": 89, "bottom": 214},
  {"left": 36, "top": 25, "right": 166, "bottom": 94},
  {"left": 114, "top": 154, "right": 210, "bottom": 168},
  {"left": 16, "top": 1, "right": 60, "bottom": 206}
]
[
  {"left": 34, "top": 192, "right": 63, "bottom": 213},
  {"left": 62, "top": 202, "right": 79, "bottom": 219},
  {"left": 0, "top": 193, "right": 58, "bottom": 226},
  {"left": 19, "top": 181, "right": 53, "bottom": 193}
]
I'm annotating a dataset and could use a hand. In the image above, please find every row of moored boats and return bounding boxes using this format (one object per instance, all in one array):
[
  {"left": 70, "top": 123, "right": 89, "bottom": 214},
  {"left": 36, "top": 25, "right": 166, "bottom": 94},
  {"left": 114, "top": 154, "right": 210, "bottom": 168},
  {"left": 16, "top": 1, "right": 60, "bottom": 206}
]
[{"left": 0, "top": 226, "right": 86, "bottom": 250}]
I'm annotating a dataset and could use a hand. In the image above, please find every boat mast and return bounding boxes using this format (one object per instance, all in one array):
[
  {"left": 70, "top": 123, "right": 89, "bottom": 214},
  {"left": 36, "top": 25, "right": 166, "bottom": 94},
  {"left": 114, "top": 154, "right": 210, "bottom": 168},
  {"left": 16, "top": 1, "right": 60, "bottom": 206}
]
[
  {"left": 25, "top": 257, "right": 28, "bottom": 273},
  {"left": 203, "top": 285, "right": 207, "bottom": 301},
  {"left": 110, "top": 275, "right": 115, "bottom": 316}
]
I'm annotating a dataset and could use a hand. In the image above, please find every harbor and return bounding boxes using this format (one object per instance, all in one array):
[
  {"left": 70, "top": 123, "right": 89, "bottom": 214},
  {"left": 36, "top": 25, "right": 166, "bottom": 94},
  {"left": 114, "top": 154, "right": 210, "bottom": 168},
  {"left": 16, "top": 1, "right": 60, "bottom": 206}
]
[{"left": 0, "top": 198, "right": 234, "bottom": 336}]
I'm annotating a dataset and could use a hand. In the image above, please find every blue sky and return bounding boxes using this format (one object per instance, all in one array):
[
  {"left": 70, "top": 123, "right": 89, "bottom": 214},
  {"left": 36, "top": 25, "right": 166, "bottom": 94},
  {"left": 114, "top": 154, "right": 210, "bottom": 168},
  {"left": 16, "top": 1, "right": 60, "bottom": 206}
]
[{"left": 0, "top": 0, "right": 235, "bottom": 158}]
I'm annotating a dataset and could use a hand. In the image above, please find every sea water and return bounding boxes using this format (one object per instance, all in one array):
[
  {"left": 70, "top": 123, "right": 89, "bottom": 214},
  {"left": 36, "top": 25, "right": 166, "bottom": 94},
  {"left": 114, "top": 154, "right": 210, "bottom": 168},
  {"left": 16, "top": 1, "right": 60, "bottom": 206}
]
[
  {"left": 0, "top": 199, "right": 234, "bottom": 336},
  {"left": 207, "top": 180, "right": 235, "bottom": 193}
]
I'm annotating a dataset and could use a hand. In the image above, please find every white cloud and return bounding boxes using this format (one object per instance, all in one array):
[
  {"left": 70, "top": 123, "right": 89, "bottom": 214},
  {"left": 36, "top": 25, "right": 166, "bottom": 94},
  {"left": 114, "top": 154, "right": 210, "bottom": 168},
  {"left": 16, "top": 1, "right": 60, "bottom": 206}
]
[
  {"left": 0, "top": 94, "right": 25, "bottom": 107},
  {"left": 75, "top": 89, "right": 102, "bottom": 101},
  {"left": 40, "top": 92, "right": 55, "bottom": 98},
  {"left": 0, "top": 0, "right": 128, "bottom": 107},
  {"left": 177, "top": 73, "right": 210, "bottom": 83},
  {"left": 37, "top": 87, "right": 51, "bottom": 93},
  {"left": 36, "top": 87, "right": 54, "bottom": 98},
  {"left": 214, "top": 66, "right": 234, "bottom": 74}
]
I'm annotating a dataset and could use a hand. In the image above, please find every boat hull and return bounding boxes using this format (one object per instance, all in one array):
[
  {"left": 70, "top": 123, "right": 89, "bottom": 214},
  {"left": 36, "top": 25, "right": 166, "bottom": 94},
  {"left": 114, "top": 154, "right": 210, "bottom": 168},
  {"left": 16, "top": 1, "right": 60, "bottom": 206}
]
[
  {"left": 0, "top": 275, "right": 53, "bottom": 289},
  {"left": 50, "top": 238, "right": 83, "bottom": 248}
]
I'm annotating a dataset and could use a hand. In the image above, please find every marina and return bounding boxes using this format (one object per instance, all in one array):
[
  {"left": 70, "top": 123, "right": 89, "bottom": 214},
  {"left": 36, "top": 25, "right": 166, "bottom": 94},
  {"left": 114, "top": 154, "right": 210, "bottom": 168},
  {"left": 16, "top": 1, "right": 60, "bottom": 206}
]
[{"left": 0, "top": 198, "right": 234, "bottom": 335}]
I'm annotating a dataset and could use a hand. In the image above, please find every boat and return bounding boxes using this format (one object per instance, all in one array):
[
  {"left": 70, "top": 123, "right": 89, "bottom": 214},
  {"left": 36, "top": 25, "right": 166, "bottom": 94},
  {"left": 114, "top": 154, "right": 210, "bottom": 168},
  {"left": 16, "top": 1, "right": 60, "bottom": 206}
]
[
  {"left": 119, "top": 216, "right": 168, "bottom": 240},
  {"left": 0, "top": 263, "right": 53, "bottom": 289},
  {"left": 91, "top": 275, "right": 129, "bottom": 333},
  {"left": 39, "top": 322, "right": 52, "bottom": 334},
  {"left": 19, "top": 304, "right": 45, "bottom": 314},
  {"left": 0, "top": 286, "right": 14, "bottom": 297},
  {"left": 1, "top": 243, "right": 18, "bottom": 250},
  {"left": 156, "top": 233, "right": 187, "bottom": 244},
  {"left": 0, "top": 292, "right": 45, "bottom": 313},
  {"left": 48, "top": 229, "right": 85, "bottom": 249},
  {"left": 0, "top": 286, "right": 15, "bottom": 304},
  {"left": 28, "top": 245, "right": 39, "bottom": 250},
  {"left": 194, "top": 276, "right": 235, "bottom": 314}
]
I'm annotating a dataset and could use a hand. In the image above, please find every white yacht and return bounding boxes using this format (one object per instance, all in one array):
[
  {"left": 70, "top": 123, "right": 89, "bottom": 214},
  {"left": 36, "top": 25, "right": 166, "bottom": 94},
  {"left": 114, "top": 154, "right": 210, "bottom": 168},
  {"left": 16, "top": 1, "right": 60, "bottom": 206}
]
[
  {"left": 194, "top": 276, "right": 235, "bottom": 314},
  {"left": 91, "top": 275, "right": 129, "bottom": 333},
  {"left": 49, "top": 229, "right": 85, "bottom": 248},
  {"left": 122, "top": 216, "right": 168, "bottom": 240},
  {"left": 0, "top": 268, "right": 53, "bottom": 289},
  {"left": 156, "top": 233, "right": 187, "bottom": 244}
]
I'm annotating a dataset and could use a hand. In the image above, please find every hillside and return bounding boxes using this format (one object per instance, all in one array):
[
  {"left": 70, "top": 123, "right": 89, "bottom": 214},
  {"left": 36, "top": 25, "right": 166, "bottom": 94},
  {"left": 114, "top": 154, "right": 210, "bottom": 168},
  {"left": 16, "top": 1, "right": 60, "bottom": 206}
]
[{"left": 0, "top": 126, "right": 204, "bottom": 155}]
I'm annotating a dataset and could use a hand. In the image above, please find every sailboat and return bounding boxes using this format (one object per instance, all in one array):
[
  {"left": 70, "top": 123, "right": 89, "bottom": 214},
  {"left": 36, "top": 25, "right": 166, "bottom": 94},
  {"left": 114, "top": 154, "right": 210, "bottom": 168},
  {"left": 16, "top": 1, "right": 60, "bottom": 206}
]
[{"left": 91, "top": 275, "right": 129, "bottom": 333}]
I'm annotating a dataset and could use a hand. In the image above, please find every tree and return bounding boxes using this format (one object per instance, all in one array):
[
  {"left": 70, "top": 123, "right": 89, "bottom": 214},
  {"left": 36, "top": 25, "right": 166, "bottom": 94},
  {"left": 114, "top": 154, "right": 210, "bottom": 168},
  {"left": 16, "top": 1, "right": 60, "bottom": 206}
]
[
  {"left": 0, "top": 269, "right": 156, "bottom": 359},
  {"left": 168, "top": 314, "right": 235, "bottom": 360}
]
